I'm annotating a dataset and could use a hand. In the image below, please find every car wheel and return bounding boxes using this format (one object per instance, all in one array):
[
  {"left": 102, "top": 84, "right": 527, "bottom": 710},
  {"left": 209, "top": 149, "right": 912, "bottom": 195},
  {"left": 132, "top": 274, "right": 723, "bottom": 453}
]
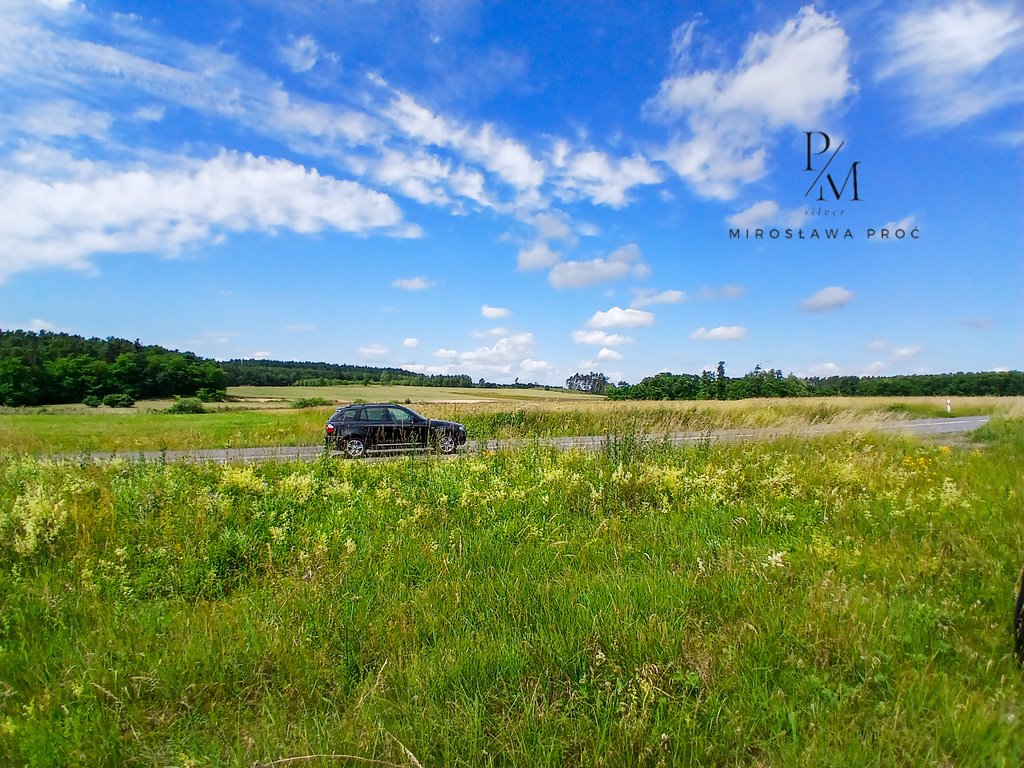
[
  {"left": 437, "top": 433, "right": 457, "bottom": 455},
  {"left": 343, "top": 437, "right": 367, "bottom": 459}
]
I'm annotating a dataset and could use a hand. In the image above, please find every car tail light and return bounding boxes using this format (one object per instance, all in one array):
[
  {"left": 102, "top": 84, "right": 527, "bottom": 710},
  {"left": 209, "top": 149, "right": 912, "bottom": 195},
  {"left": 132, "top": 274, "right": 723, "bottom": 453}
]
[{"left": 325, "top": 423, "right": 335, "bottom": 435}]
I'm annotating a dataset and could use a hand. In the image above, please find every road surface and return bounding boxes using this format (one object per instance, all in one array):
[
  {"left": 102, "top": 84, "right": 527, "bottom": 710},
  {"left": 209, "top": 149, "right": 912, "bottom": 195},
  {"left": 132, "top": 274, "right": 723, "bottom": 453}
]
[{"left": 50, "top": 415, "right": 990, "bottom": 464}]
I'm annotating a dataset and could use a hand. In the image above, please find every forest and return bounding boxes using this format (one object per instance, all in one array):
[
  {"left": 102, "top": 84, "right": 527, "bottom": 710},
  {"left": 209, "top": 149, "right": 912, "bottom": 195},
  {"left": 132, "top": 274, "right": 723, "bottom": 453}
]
[
  {"left": 603, "top": 363, "right": 1024, "bottom": 400},
  {"left": 0, "top": 330, "right": 226, "bottom": 407},
  {"left": 3, "top": 330, "right": 1021, "bottom": 407}
]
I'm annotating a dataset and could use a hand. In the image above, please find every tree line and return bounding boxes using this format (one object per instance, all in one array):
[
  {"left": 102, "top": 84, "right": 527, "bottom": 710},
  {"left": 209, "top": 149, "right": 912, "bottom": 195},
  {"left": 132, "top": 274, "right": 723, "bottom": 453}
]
[
  {"left": 220, "top": 359, "right": 473, "bottom": 388},
  {"left": 0, "top": 330, "right": 226, "bottom": 407},
  {"left": 602, "top": 363, "right": 1024, "bottom": 401}
]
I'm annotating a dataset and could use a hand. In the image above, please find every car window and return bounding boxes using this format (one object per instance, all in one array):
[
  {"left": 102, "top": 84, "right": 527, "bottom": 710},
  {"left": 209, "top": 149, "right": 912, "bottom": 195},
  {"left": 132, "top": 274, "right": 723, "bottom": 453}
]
[
  {"left": 362, "top": 406, "right": 389, "bottom": 422},
  {"left": 387, "top": 407, "right": 413, "bottom": 423},
  {"left": 340, "top": 408, "right": 358, "bottom": 423}
]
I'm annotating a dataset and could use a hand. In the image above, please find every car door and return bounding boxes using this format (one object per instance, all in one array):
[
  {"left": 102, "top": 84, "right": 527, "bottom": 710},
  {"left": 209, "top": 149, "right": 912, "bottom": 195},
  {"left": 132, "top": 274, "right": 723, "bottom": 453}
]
[
  {"left": 386, "top": 405, "right": 426, "bottom": 448},
  {"left": 360, "top": 405, "right": 393, "bottom": 448}
]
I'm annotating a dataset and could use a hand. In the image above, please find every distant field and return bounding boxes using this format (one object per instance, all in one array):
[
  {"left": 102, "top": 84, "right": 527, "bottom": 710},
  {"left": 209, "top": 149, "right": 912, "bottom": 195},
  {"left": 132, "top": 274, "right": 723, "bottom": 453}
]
[
  {"left": 227, "top": 384, "right": 599, "bottom": 405},
  {"left": 1, "top": 395, "right": 1021, "bottom": 455}
]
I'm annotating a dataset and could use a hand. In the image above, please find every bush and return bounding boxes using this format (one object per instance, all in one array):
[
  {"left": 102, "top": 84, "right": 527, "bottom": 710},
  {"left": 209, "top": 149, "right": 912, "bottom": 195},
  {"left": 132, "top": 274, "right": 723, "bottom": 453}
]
[
  {"left": 101, "top": 393, "right": 135, "bottom": 408},
  {"left": 82, "top": 395, "right": 101, "bottom": 408},
  {"left": 195, "top": 388, "right": 226, "bottom": 403},
  {"left": 292, "top": 397, "right": 332, "bottom": 409},
  {"left": 165, "top": 397, "right": 207, "bottom": 414}
]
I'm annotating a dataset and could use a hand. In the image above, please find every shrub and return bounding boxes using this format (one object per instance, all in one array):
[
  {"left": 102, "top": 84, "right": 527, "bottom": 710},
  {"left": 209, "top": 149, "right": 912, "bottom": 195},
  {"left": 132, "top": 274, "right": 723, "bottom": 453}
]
[
  {"left": 165, "top": 397, "right": 207, "bottom": 414},
  {"left": 292, "top": 396, "right": 332, "bottom": 409},
  {"left": 195, "top": 388, "right": 227, "bottom": 403},
  {"left": 82, "top": 395, "right": 101, "bottom": 408},
  {"left": 101, "top": 393, "right": 135, "bottom": 408}
]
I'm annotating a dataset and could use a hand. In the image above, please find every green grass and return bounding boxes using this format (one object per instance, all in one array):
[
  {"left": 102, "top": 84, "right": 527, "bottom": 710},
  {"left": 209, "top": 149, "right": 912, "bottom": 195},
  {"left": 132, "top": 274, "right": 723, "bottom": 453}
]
[
  {"left": 2, "top": 420, "right": 1022, "bottom": 766},
  {"left": 3, "top": 396, "right": 1021, "bottom": 456}
]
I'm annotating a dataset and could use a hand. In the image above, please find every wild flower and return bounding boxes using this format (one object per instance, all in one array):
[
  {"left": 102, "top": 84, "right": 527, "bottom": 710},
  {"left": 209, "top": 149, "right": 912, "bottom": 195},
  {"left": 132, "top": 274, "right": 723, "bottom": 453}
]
[{"left": 1, "top": 484, "right": 68, "bottom": 557}]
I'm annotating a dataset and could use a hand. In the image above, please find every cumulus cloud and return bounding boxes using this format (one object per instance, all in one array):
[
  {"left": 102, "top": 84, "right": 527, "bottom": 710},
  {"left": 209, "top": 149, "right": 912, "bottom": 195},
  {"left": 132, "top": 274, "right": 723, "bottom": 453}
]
[
  {"left": 280, "top": 34, "right": 324, "bottom": 73},
  {"left": 571, "top": 330, "right": 634, "bottom": 346},
  {"left": 799, "top": 286, "right": 854, "bottom": 312},
  {"left": 554, "top": 150, "right": 662, "bottom": 207},
  {"left": 597, "top": 347, "right": 623, "bottom": 361},
  {"left": 482, "top": 304, "right": 510, "bottom": 319},
  {"left": 432, "top": 348, "right": 458, "bottom": 359},
  {"left": 548, "top": 243, "right": 648, "bottom": 289},
  {"left": 689, "top": 325, "right": 747, "bottom": 340},
  {"left": 403, "top": 337, "right": 419, "bottom": 348},
  {"left": 587, "top": 306, "right": 655, "bottom": 329},
  {"left": 0, "top": 151, "right": 411, "bottom": 282},
  {"left": 878, "top": 1, "right": 1024, "bottom": 128},
  {"left": 647, "top": 7, "right": 855, "bottom": 199},
  {"left": 517, "top": 242, "right": 561, "bottom": 271},
  {"left": 631, "top": 288, "right": 686, "bottom": 308},
  {"left": 392, "top": 276, "right": 435, "bottom": 290}
]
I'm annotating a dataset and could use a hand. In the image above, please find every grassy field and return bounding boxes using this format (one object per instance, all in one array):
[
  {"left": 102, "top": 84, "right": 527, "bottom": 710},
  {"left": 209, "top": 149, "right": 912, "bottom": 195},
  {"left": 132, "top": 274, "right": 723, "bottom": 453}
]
[
  {"left": 226, "top": 384, "right": 600, "bottom": 405},
  {"left": 1, "top": 418, "right": 1022, "bottom": 766},
  {"left": 2, "top": 396, "right": 1022, "bottom": 455}
]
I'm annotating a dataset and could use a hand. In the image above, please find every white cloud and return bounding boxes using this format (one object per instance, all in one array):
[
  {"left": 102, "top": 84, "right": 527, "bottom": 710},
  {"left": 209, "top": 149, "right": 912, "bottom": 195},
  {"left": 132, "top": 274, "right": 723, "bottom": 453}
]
[
  {"left": 3, "top": 98, "right": 111, "bottom": 141},
  {"left": 878, "top": 215, "right": 917, "bottom": 236},
  {"left": 726, "top": 200, "right": 779, "bottom": 228},
  {"left": 472, "top": 326, "right": 512, "bottom": 338},
  {"left": 690, "top": 325, "right": 747, "bottom": 341},
  {"left": 879, "top": 1, "right": 1024, "bottom": 128},
  {"left": 460, "top": 332, "right": 535, "bottom": 364},
  {"left": 868, "top": 339, "right": 888, "bottom": 351},
  {"left": 555, "top": 150, "right": 662, "bottom": 207},
  {"left": 533, "top": 211, "right": 575, "bottom": 242},
  {"left": 482, "top": 304, "right": 510, "bottom": 319},
  {"left": 392, "top": 276, "right": 435, "bottom": 290},
  {"left": 0, "top": 151, "right": 410, "bottom": 282},
  {"left": 134, "top": 104, "right": 165, "bottom": 122},
  {"left": 280, "top": 34, "right": 323, "bottom": 73},
  {"left": 631, "top": 288, "right": 686, "bottom": 308},
  {"left": 403, "top": 337, "right": 419, "bottom": 348},
  {"left": 15, "top": 318, "right": 59, "bottom": 332},
  {"left": 571, "top": 330, "right": 634, "bottom": 346},
  {"left": 597, "top": 347, "right": 623, "bottom": 361},
  {"left": 891, "top": 345, "right": 922, "bottom": 360},
  {"left": 433, "top": 348, "right": 458, "bottom": 359},
  {"left": 647, "top": 7, "right": 855, "bottom": 199},
  {"left": 799, "top": 286, "right": 854, "bottom": 312},
  {"left": 382, "top": 87, "right": 545, "bottom": 191},
  {"left": 587, "top": 306, "right": 655, "bottom": 329},
  {"left": 808, "top": 362, "right": 841, "bottom": 376},
  {"left": 548, "top": 243, "right": 648, "bottom": 289},
  {"left": 358, "top": 344, "right": 389, "bottom": 359},
  {"left": 517, "top": 242, "right": 561, "bottom": 271},
  {"left": 865, "top": 361, "right": 887, "bottom": 374}
]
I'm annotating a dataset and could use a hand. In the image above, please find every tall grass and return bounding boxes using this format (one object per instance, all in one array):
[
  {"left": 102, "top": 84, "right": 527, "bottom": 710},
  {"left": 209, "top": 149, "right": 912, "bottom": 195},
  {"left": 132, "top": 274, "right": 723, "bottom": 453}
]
[
  {"left": 3, "top": 396, "right": 1021, "bottom": 455},
  {"left": 2, "top": 420, "right": 1022, "bottom": 766}
]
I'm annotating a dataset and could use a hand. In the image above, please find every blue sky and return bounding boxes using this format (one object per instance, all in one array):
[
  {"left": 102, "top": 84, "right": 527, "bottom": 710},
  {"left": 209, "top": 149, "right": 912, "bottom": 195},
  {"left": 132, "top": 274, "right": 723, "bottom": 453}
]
[{"left": 1, "top": 0, "right": 1021, "bottom": 385}]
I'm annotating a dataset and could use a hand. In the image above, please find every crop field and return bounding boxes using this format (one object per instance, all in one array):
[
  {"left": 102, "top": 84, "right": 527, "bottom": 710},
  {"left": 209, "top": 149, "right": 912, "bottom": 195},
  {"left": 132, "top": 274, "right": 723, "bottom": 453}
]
[
  {"left": 1, "top": 414, "right": 1023, "bottom": 766},
  {"left": 2, "top": 395, "right": 1022, "bottom": 455}
]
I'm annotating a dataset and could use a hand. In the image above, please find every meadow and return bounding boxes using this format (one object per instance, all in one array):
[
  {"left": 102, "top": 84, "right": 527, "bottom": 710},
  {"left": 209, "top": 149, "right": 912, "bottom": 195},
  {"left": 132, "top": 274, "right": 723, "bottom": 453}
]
[
  {"left": 1, "top": 395, "right": 1021, "bottom": 455},
  {"left": 1, "top": 415, "right": 1022, "bottom": 766}
]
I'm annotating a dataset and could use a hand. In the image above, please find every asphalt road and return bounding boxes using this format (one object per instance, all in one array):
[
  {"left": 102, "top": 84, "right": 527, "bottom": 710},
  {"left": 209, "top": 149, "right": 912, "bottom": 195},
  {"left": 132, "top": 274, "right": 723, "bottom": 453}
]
[{"left": 55, "top": 415, "right": 990, "bottom": 464}]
